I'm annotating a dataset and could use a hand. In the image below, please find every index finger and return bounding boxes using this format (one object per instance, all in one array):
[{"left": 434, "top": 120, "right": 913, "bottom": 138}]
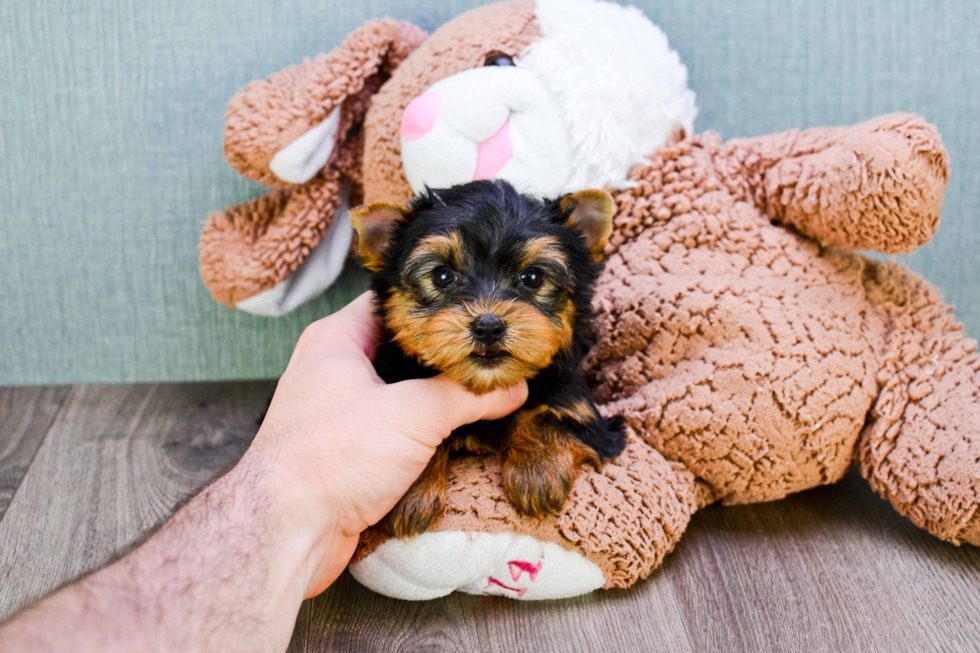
[
  {"left": 330, "top": 291, "right": 382, "bottom": 359},
  {"left": 385, "top": 376, "right": 528, "bottom": 445},
  {"left": 289, "top": 291, "right": 381, "bottom": 369}
]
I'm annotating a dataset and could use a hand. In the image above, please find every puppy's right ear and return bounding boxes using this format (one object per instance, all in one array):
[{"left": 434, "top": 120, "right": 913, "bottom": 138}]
[
  {"left": 350, "top": 203, "right": 409, "bottom": 271},
  {"left": 560, "top": 189, "right": 615, "bottom": 261}
]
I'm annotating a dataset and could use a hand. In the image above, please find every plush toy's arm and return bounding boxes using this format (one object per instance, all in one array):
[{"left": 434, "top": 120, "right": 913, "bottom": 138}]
[
  {"left": 223, "top": 18, "right": 426, "bottom": 188},
  {"left": 719, "top": 113, "right": 949, "bottom": 254}
]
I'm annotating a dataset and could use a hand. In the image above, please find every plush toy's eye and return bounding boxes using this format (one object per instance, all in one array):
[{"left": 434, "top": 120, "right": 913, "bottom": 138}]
[
  {"left": 432, "top": 266, "right": 457, "bottom": 289},
  {"left": 483, "top": 52, "right": 515, "bottom": 67},
  {"left": 519, "top": 267, "right": 545, "bottom": 289}
]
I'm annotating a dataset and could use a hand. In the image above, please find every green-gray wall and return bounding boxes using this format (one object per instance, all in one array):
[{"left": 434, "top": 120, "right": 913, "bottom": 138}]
[{"left": 2, "top": 0, "right": 978, "bottom": 384}]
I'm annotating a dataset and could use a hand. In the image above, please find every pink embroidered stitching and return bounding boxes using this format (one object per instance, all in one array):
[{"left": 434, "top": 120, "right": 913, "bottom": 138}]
[
  {"left": 507, "top": 560, "right": 542, "bottom": 582},
  {"left": 485, "top": 577, "right": 527, "bottom": 597}
]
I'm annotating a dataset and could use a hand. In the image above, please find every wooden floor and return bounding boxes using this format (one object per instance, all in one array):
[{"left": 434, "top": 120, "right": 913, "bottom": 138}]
[{"left": 0, "top": 383, "right": 978, "bottom": 652}]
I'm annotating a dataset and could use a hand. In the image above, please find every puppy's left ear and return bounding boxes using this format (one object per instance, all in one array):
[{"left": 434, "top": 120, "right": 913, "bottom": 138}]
[
  {"left": 350, "top": 203, "right": 409, "bottom": 271},
  {"left": 560, "top": 190, "right": 615, "bottom": 260}
]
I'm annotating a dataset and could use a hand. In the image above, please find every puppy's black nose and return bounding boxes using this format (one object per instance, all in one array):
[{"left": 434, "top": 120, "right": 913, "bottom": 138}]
[{"left": 471, "top": 314, "right": 506, "bottom": 345}]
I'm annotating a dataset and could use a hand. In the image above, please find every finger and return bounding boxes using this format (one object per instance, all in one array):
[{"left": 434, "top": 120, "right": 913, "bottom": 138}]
[
  {"left": 293, "top": 291, "right": 381, "bottom": 363},
  {"left": 388, "top": 376, "right": 528, "bottom": 441},
  {"left": 331, "top": 291, "right": 382, "bottom": 359}
]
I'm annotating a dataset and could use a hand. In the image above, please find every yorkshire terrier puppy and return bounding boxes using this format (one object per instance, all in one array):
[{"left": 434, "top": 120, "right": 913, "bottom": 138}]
[{"left": 350, "top": 179, "right": 627, "bottom": 538}]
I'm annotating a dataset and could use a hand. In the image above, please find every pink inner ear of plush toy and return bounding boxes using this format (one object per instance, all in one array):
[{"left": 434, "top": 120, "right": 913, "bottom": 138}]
[
  {"left": 401, "top": 91, "right": 442, "bottom": 140},
  {"left": 473, "top": 119, "right": 512, "bottom": 180}
]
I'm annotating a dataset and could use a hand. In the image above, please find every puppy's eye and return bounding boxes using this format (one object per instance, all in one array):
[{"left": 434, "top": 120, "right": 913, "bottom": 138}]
[
  {"left": 519, "top": 267, "right": 545, "bottom": 289},
  {"left": 431, "top": 266, "right": 457, "bottom": 289},
  {"left": 484, "top": 52, "right": 515, "bottom": 67}
]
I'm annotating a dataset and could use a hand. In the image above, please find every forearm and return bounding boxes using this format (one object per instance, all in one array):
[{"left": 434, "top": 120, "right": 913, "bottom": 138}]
[
  {"left": 0, "top": 292, "right": 525, "bottom": 652},
  {"left": 0, "top": 450, "right": 331, "bottom": 653}
]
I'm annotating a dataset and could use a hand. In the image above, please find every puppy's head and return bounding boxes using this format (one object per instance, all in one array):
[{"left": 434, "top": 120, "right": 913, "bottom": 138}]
[{"left": 351, "top": 180, "right": 614, "bottom": 394}]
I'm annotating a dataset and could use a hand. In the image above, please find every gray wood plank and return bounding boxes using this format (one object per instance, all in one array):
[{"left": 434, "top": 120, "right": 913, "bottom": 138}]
[
  {"left": 664, "top": 469, "right": 980, "bottom": 653},
  {"left": 290, "top": 487, "right": 980, "bottom": 651},
  {"left": 0, "top": 382, "right": 273, "bottom": 619},
  {"left": 291, "top": 569, "right": 694, "bottom": 653},
  {"left": 1, "top": 382, "right": 978, "bottom": 653},
  {"left": 0, "top": 385, "right": 71, "bottom": 521}
]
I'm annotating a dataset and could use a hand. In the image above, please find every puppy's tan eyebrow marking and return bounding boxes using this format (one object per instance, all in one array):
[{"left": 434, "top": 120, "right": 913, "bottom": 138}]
[
  {"left": 520, "top": 236, "right": 568, "bottom": 271},
  {"left": 407, "top": 231, "right": 469, "bottom": 268}
]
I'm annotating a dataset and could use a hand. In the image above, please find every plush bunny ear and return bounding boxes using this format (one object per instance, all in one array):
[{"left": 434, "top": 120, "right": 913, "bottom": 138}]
[
  {"left": 200, "top": 19, "right": 426, "bottom": 314},
  {"left": 223, "top": 18, "right": 427, "bottom": 188}
]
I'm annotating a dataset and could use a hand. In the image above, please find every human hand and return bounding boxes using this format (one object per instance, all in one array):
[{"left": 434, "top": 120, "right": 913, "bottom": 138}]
[{"left": 247, "top": 292, "right": 528, "bottom": 597}]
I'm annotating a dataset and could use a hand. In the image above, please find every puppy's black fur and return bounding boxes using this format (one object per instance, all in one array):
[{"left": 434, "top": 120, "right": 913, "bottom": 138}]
[{"left": 361, "top": 179, "right": 626, "bottom": 536}]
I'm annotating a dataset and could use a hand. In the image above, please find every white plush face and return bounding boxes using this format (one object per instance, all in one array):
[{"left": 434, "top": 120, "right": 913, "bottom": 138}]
[
  {"left": 400, "top": 62, "right": 574, "bottom": 198},
  {"left": 399, "top": 0, "right": 698, "bottom": 198}
]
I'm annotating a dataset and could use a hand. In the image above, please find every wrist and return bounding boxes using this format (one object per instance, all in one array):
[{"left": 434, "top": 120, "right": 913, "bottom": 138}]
[{"left": 238, "top": 440, "right": 352, "bottom": 598}]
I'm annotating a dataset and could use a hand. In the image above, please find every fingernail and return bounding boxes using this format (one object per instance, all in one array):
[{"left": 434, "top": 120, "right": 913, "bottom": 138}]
[{"left": 510, "top": 382, "right": 527, "bottom": 403}]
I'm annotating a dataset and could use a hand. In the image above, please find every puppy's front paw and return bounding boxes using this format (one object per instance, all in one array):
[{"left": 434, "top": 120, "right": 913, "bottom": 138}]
[
  {"left": 384, "top": 451, "right": 449, "bottom": 538},
  {"left": 502, "top": 449, "right": 580, "bottom": 518},
  {"left": 385, "top": 481, "right": 446, "bottom": 538}
]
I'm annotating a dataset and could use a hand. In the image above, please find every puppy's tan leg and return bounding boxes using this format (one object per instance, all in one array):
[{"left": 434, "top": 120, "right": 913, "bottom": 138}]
[
  {"left": 501, "top": 407, "right": 600, "bottom": 518},
  {"left": 385, "top": 446, "right": 449, "bottom": 538},
  {"left": 447, "top": 431, "right": 498, "bottom": 456}
]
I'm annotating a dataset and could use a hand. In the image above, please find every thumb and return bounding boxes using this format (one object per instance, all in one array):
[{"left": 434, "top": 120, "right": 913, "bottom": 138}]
[{"left": 387, "top": 376, "right": 528, "bottom": 443}]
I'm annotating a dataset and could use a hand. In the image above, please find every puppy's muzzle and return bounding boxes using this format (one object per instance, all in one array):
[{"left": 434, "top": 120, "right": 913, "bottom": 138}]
[{"left": 471, "top": 314, "right": 507, "bottom": 346}]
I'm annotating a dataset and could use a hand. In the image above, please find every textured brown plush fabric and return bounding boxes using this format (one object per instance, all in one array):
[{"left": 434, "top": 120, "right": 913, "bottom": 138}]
[
  {"left": 224, "top": 18, "right": 427, "bottom": 188},
  {"left": 200, "top": 147, "right": 356, "bottom": 306},
  {"left": 857, "top": 264, "right": 980, "bottom": 545},
  {"left": 583, "top": 115, "right": 976, "bottom": 544},
  {"left": 203, "top": 0, "right": 977, "bottom": 591},
  {"left": 353, "top": 435, "right": 699, "bottom": 589},
  {"left": 364, "top": 112, "right": 975, "bottom": 586},
  {"left": 199, "top": 19, "right": 427, "bottom": 305},
  {"left": 718, "top": 113, "right": 948, "bottom": 254}
]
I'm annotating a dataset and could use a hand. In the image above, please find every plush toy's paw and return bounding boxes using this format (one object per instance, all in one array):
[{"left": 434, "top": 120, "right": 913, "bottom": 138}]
[
  {"left": 351, "top": 530, "right": 606, "bottom": 600},
  {"left": 858, "top": 295, "right": 980, "bottom": 546},
  {"left": 350, "top": 436, "right": 703, "bottom": 600}
]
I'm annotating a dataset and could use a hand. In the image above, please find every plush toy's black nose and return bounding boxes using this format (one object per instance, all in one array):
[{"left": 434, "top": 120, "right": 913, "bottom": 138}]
[{"left": 471, "top": 314, "right": 506, "bottom": 345}]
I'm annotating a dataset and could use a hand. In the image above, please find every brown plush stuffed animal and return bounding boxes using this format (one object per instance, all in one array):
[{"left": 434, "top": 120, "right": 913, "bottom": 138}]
[{"left": 200, "top": 0, "right": 978, "bottom": 599}]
